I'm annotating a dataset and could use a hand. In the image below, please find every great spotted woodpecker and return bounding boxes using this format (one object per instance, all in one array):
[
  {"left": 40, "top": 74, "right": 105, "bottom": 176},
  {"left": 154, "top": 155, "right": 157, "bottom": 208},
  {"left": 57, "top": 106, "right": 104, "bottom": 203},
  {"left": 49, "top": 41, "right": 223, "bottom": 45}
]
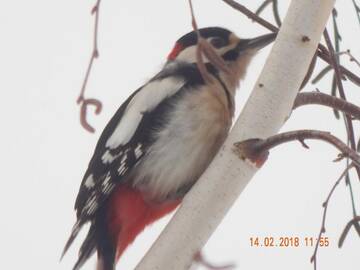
[{"left": 62, "top": 27, "right": 276, "bottom": 270}]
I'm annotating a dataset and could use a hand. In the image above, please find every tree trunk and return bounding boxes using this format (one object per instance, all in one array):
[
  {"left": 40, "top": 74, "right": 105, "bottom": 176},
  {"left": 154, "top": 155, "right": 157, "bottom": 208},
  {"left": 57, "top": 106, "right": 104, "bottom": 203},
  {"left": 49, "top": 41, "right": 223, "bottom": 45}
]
[{"left": 135, "top": 1, "right": 336, "bottom": 269}]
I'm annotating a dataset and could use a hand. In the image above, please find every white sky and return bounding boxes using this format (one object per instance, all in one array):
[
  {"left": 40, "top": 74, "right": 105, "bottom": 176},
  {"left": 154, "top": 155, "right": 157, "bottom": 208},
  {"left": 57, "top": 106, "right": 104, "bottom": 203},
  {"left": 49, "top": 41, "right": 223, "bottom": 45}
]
[{"left": 1, "top": 1, "right": 360, "bottom": 270}]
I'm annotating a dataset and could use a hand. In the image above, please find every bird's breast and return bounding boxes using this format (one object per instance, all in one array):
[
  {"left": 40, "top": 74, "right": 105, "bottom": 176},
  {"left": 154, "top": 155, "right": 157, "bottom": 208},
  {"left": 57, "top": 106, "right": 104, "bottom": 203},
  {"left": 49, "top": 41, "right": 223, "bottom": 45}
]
[{"left": 131, "top": 83, "right": 234, "bottom": 201}]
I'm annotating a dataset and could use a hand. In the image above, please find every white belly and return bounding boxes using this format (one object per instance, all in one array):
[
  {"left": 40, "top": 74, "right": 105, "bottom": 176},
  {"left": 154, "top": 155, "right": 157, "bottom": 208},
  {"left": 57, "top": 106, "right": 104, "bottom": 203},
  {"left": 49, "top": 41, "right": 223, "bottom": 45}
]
[{"left": 131, "top": 85, "right": 233, "bottom": 201}]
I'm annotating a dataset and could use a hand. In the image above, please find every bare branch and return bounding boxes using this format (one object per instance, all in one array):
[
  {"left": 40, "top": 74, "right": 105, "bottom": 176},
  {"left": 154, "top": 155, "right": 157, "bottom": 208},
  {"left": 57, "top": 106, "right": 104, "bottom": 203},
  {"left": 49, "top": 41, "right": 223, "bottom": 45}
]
[
  {"left": 338, "top": 216, "right": 360, "bottom": 248},
  {"left": 312, "top": 65, "right": 333, "bottom": 84},
  {"left": 272, "top": 0, "right": 282, "bottom": 27},
  {"left": 337, "top": 50, "right": 360, "bottom": 69},
  {"left": 351, "top": 0, "right": 360, "bottom": 26},
  {"left": 254, "top": 0, "right": 272, "bottom": 17},
  {"left": 331, "top": 72, "right": 341, "bottom": 119},
  {"left": 79, "top": 98, "right": 102, "bottom": 133},
  {"left": 233, "top": 130, "right": 360, "bottom": 167},
  {"left": 317, "top": 46, "right": 360, "bottom": 87},
  {"left": 188, "top": 0, "right": 213, "bottom": 84},
  {"left": 293, "top": 92, "right": 360, "bottom": 119},
  {"left": 222, "top": 0, "right": 277, "bottom": 31}
]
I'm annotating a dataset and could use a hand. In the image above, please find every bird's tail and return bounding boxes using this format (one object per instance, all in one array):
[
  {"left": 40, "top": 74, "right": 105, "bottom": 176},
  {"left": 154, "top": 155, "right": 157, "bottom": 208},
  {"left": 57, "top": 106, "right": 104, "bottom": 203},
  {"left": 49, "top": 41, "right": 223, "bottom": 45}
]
[
  {"left": 95, "top": 207, "right": 116, "bottom": 270},
  {"left": 72, "top": 224, "right": 97, "bottom": 270},
  {"left": 67, "top": 214, "right": 116, "bottom": 270},
  {"left": 61, "top": 220, "right": 84, "bottom": 260}
]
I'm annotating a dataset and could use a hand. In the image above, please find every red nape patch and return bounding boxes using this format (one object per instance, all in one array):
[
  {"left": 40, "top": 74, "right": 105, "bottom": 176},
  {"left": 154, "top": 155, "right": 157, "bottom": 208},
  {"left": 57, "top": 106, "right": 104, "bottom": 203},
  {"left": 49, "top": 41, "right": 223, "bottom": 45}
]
[
  {"left": 107, "top": 185, "right": 180, "bottom": 260},
  {"left": 167, "top": 43, "right": 183, "bottom": 60}
]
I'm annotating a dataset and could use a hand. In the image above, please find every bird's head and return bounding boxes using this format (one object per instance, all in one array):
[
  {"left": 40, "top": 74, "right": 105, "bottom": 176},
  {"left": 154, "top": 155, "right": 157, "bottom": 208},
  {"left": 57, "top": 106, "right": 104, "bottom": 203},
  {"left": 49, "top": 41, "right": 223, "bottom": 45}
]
[{"left": 167, "top": 27, "right": 276, "bottom": 83}]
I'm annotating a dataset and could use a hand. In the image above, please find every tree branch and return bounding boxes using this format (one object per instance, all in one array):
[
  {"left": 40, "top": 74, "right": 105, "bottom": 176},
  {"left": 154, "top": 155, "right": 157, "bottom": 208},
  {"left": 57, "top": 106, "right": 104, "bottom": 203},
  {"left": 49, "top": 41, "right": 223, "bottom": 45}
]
[
  {"left": 338, "top": 216, "right": 360, "bottom": 248},
  {"left": 337, "top": 50, "right": 360, "bottom": 69},
  {"left": 293, "top": 92, "right": 360, "bottom": 119},
  {"left": 234, "top": 130, "right": 360, "bottom": 167}
]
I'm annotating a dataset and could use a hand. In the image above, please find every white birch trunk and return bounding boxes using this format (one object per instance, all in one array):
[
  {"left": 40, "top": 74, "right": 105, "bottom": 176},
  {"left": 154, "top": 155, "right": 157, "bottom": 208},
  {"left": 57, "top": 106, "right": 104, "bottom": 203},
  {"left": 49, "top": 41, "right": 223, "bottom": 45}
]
[{"left": 135, "top": 0, "right": 335, "bottom": 269}]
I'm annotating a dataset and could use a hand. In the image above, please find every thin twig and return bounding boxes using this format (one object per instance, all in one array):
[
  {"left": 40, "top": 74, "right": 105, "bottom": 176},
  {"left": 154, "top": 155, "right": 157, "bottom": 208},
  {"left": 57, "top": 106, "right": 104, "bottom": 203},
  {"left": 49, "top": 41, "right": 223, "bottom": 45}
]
[
  {"left": 293, "top": 92, "right": 360, "bottom": 119},
  {"left": 77, "top": 0, "right": 103, "bottom": 133},
  {"left": 188, "top": 0, "right": 212, "bottom": 83},
  {"left": 222, "top": 0, "right": 277, "bottom": 31},
  {"left": 345, "top": 178, "right": 360, "bottom": 238},
  {"left": 254, "top": 0, "right": 272, "bottom": 17},
  {"left": 272, "top": 0, "right": 282, "bottom": 27},
  {"left": 337, "top": 50, "right": 360, "bottom": 69},
  {"left": 330, "top": 9, "right": 342, "bottom": 118},
  {"left": 311, "top": 65, "right": 333, "bottom": 84},
  {"left": 331, "top": 74, "right": 340, "bottom": 119},
  {"left": 317, "top": 47, "right": 360, "bottom": 87},
  {"left": 351, "top": 0, "right": 360, "bottom": 26},
  {"left": 188, "top": 0, "right": 232, "bottom": 83},
  {"left": 233, "top": 130, "right": 360, "bottom": 167},
  {"left": 338, "top": 216, "right": 360, "bottom": 247},
  {"left": 310, "top": 164, "right": 354, "bottom": 269},
  {"left": 332, "top": 9, "right": 342, "bottom": 56}
]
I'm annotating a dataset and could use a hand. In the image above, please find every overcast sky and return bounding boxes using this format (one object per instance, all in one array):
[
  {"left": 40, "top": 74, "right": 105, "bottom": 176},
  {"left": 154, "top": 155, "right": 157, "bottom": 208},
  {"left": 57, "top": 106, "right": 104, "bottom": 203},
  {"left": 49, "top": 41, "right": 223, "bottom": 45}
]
[{"left": 1, "top": 1, "right": 360, "bottom": 270}]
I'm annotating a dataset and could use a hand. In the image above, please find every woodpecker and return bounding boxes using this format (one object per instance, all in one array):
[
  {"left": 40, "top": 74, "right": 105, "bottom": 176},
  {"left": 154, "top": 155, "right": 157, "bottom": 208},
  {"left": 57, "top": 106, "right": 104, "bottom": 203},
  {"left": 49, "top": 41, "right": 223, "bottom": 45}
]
[{"left": 62, "top": 27, "right": 276, "bottom": 270}]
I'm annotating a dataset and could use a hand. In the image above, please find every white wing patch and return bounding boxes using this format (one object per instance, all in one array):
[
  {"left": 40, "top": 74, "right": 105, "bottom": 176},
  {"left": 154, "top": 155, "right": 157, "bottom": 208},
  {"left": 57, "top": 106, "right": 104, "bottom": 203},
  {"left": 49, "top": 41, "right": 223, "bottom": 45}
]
[
  {"left": 84, "top": 174, "right": 95, "bottom": 189},
  {"left": 118, "top": 153, "right": 128, "bottom": 175},
  {"left": 134, "top": 143, "right": 143, "bottom": 159},
  {"left": 106, "top": 77, "right": 185, "bottom": 149},
  {"left": 101, "top": 149, "right": 122, "bottom": 164}
]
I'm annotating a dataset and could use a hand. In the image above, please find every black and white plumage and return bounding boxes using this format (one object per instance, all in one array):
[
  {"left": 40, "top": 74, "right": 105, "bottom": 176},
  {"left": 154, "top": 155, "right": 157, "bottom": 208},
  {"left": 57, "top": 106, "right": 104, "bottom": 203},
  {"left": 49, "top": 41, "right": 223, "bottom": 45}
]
[{"left": 62, "top": 27, "right": 276, "bottom": 270}]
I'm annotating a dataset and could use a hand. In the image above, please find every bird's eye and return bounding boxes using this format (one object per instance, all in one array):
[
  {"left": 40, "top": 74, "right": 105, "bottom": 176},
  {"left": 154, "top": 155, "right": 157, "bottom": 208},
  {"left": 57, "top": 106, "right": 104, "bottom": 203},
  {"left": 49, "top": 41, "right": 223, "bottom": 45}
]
[{"left": 209, "top": 37, "right": 227, "bottom": 49}]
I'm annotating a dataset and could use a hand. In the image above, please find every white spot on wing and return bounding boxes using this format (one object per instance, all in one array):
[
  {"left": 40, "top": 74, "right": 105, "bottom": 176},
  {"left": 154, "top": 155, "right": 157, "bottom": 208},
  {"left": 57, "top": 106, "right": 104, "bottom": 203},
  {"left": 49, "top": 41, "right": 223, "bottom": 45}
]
[
  {"left": 101, "top": 172, "right": 111, "bottom": 187},
  {"left": 84, "top": 193, "right": 97, "bottom": 214},
  {"left": 106, "top": 77, "right": 185, "bottom": 148},
  {"left": 84, "top": 174, "right": 95, "bottom": 189},
  {"left": 118, "top": 154, "right": 128, "bottom": 175},
  {"left": 101, "top": 173, "right": 114, "bottom": 194},
  {"left": 102, "top": 150, "right": 122, "bottom": 164},
  {"left": 134, "top": 143, "right": 143, "bottom": 159}
]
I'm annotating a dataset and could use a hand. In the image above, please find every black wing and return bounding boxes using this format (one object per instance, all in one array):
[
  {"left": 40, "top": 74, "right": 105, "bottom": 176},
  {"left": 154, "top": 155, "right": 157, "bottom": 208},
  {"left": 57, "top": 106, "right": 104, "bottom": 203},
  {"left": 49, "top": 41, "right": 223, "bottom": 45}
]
[
  {"left": 61, "top": 87, "right": 144, "bottom": 260},
  {"left": 62, "top": 63, "right": 209, "bottom": 270},
  {"left": 62, "top": 73, "right": 193, "bottom": 261}
]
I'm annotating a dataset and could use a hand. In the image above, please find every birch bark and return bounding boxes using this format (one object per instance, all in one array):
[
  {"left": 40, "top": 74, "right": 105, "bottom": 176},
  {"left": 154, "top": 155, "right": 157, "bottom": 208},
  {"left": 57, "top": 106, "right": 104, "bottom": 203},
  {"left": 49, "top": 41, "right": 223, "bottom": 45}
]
[{"left": 136, "top": 1, "right": 336, "bottom": 269}]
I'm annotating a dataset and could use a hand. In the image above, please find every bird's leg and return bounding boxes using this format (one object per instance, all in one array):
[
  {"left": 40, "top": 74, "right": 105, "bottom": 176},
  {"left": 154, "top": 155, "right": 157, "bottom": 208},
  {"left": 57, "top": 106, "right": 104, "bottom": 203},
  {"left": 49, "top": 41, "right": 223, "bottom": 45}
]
[{"left": 192, "top": 251, "right": 236, "bottom": 270}]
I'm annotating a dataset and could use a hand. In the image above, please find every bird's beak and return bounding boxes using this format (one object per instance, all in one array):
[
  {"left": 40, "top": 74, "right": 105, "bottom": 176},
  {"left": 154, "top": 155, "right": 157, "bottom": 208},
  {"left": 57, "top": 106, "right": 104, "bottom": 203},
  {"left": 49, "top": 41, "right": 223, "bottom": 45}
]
[{"left": 236, "top": 32, "right": 277, "bottom": 52}]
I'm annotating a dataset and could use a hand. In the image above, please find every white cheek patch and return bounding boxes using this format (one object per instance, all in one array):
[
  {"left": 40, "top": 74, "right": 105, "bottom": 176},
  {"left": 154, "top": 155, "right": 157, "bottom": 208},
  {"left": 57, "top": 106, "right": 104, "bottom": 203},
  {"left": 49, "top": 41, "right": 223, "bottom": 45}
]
[
  {"left": 176, "top": 45, "right": 210, "bottom": 63},
  {"left": 176, "top": 42, "right": 237, "bottom": 64},
  {"left": 106, "top": 77, "right": 185, "bottom": 149}
]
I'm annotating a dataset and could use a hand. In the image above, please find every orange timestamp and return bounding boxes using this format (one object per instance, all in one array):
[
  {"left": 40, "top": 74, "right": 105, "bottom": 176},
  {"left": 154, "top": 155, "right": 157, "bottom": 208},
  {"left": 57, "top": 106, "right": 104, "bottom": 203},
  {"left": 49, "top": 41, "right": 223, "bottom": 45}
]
[{"left": 249, "top": 236, "right": 330, "bottom": 247}]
